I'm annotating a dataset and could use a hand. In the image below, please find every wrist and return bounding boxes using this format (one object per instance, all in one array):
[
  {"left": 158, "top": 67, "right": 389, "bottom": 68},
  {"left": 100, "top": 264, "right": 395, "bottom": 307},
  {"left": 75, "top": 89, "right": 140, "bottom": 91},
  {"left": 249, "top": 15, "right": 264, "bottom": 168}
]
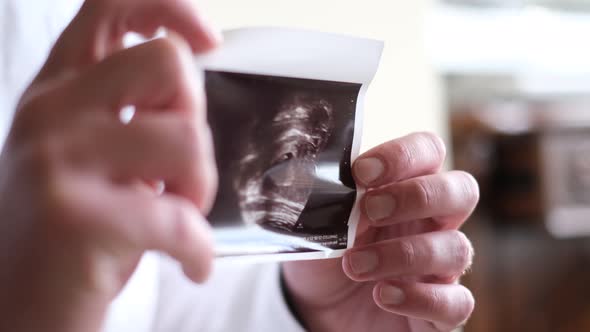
[
  {"left": 0, "top": 281, "right": 110, "bottom": 332},
  {"left": 0, "top": 252, "right": 111, "bottom": 332}
]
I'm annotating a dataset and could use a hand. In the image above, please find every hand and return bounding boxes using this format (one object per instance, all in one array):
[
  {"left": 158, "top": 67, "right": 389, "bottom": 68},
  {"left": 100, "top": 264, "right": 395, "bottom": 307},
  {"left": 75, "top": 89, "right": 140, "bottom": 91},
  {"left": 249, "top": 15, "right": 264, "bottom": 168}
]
[
  {"left": 0, "top": 1, "right": 220, "bottom": 331},
  {"left": 283, "top": 132, "right": 478, "bottom": 332}
]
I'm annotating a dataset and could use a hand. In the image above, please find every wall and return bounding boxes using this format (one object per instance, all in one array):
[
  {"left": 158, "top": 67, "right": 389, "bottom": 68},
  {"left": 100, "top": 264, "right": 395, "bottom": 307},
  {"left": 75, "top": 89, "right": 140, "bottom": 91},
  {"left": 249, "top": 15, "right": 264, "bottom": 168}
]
[{"left": 195, "top": 0, "right": 445, "bottom": 152}]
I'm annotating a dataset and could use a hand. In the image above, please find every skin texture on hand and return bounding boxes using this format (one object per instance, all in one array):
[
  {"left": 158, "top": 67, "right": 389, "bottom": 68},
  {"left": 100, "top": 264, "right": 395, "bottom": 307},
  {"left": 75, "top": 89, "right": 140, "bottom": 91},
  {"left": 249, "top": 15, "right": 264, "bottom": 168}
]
[
  {"left": 283, "top": 132, "right": 479, "bottom": 332},
  {"left": 0, "top": 1, "right": 220, "bottom": 331}
]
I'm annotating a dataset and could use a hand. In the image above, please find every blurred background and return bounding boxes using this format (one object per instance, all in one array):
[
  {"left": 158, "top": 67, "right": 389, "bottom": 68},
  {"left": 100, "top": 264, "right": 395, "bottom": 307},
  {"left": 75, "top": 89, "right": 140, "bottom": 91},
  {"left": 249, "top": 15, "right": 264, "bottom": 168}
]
[
  {"left": 431, "top": 1, "right": 590, "bottom": 331},
  {"left": 200, "top": 0, "right": 590, "bottom": 331}
]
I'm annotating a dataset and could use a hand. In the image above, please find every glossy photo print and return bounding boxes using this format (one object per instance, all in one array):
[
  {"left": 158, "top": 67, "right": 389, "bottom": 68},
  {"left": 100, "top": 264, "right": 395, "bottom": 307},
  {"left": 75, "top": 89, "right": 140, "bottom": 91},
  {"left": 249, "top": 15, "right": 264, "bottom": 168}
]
[
  {"left": 207, "top": 71, "right": 360, "bottom": 256},
  {"left": 195, "top": 28, "right": 383, "bottom": 260}
]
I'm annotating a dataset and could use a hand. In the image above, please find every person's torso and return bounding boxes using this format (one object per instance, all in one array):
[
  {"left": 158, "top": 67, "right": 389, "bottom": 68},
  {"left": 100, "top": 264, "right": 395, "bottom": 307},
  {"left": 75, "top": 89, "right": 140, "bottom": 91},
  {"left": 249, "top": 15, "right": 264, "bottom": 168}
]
[{"left": 0, "top": 2, "right": 160, "bottom": 331}]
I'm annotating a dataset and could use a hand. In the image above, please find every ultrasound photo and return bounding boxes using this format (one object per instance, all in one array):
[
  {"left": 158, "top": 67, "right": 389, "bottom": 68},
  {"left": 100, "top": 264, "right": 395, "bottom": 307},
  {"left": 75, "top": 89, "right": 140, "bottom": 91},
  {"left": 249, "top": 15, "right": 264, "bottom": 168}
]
[
  {"left": 206, "top": 71, "right": 361, "bottom": 256},
  {"left": 195, "top": 27, "right": 383, "bottom": 259}
]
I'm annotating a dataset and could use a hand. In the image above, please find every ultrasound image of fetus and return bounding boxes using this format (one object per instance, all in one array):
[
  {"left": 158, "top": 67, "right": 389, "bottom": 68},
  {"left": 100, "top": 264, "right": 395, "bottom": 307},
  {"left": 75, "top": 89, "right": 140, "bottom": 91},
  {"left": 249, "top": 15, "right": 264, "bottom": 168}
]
[{"left": 234, "top": 94, "right": 334, "bottom": 232}]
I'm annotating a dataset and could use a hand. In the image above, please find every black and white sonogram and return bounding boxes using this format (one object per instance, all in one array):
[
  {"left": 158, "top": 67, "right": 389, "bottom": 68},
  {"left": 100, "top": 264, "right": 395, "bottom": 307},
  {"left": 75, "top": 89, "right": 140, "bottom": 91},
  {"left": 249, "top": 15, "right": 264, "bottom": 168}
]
[
  {"left": 235, "top": 94, "right": 334, "bottom": 232},
  {"left": 206, "top": 71, "right": 361, "bottom": 251}
]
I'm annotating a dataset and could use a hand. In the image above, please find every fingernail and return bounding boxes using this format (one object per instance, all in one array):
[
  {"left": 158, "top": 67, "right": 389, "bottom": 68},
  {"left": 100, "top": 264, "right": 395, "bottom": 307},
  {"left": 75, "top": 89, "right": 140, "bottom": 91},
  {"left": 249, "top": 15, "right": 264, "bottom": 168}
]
[
  {"left": 348, "top": 250, "right": 379, "bottom": 275},
  {"left": 365, "top": 194, "right": 395, "bottom": 222},
  {"left": 380, "top": 285, "right": 405, "bottom": 305},
  {"left": 354, "top": 157, "right": 384, "bottom": 185}
]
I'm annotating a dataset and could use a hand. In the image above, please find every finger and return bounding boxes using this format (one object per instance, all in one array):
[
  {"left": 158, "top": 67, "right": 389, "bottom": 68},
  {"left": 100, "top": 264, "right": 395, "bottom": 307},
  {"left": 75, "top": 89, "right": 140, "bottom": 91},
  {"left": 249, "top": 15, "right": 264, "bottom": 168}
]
[
  {"left": 361, "top": 171, "right": 479, "bottom": 226},
  {"left": 353, "top": 132, "right": 446, "bottom": 187},
  {"left": 37, "top": 0, "right": 220, "bottom": 83},
  {"left": 69, "top": 178, "right": 215, "bottom": 283},
  {"left": 63, "top": 38, "right": 216, "bottom": 211},
  {"left": 373, "top": 281, "right": 475, "bottom": 331},
  {"left": 64, "top": 37, "right": 204, "bottom": 114},
  {"left": 132, "top": 194, "right": 214, "bottom": 283},
  {"left": 342, "top": 230, "right": 473, "bottom": 281},
  {"left": 69, "top": 110, "right": 217, "bottom": 214},
  {"left": 17, "top": 38, "right": 218, "bottom": 211}
]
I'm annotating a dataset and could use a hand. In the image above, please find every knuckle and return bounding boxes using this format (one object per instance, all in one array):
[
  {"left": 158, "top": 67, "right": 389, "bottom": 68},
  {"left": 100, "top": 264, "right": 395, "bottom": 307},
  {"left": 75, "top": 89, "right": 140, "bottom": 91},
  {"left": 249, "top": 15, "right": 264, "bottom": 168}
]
[
  {"left": 42, "top": 176, "right": 77, "bottom": 228},
  {"left": 151, "top": 197, "right": 193, "bottom": 250},
  {"left": 416, "top": 131, "right": 447, "bottom": 163},
  {"left": 198, "top": 166, "right": 218, "bottom": 210},
  {"left": 178, "top": 121, "right": 205, "bottom": 177},
  {"left": 13, "top": 95, "right": 55, "bottom": 140},
  {"left": 179, "top": 120, "right": 202, "bottom": 157},
  {"left": 149, "top": 38, "right": 187, "bottom": 81},
  {"left": 414, "top": 235, "right": 436, "bottom": 268},
  {"left": 437, "top": 173, "right": 463, "bottom": 208},
  {"left": 11, "top": 109, "right": 77, "bottom": 228},
  {"left": 169, "top": 197, "right": 214, "bottom": 260},
  {"left": 152, "top": 37, "right": 180, "bottom": 59},
  {"left": 81, "top": 251, "right": 120, "bottom": 297},
  {"left": 452, "top": 286, "right": 476, "bottom": 327},
  {"left": 144, "top": 203, "right": 164, "bottom": 244},
  {"left": 177, "top": 120, "right": 217, "bottom": 208},
  {"left": 171, "top": 200, "right": 194, "bottom": 246},
  {"left": 26, "top": 134, "right": 66, "bottom": 180},
  {"left": 413, "top": 177, "right": 435, "bottom": 209},
  {"left": 457, "top": 171, "right": 480, "bottom": 206},
  {"left": 450, "top": 231, "right": 474, "bottom": 270},
  {"left": 397, "top": 239, "right": 417, "bottom": 270},
  {"left": 150, "top": 196, "right": 170, "bottom": 227},
  {"left": 388, "top": 140, "right": 415, "bottom": 178},
  {"left": 426, "top": 287, "right": 448, "bottom": 315},
  {"left": 462, "top": 287, "right": 476, "bottom": 317}
]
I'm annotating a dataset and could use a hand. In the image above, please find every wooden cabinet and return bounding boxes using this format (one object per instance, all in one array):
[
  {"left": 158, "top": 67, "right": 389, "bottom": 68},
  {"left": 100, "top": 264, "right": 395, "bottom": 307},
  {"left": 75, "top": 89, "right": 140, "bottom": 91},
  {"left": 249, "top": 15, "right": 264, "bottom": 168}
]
[
  {"left": 450, "top": 97, "right": 590, "bottom": 332},
  {"left": 462, "top": 221, "right": 590, "bottom": 332}
]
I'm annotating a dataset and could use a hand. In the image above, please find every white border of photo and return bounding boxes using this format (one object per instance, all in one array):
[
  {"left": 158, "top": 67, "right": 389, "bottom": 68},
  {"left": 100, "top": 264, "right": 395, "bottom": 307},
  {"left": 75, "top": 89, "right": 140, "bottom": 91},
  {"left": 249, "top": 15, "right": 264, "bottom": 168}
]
[{"left": 196, "top": 27, "right": 383, "bottom": 262}]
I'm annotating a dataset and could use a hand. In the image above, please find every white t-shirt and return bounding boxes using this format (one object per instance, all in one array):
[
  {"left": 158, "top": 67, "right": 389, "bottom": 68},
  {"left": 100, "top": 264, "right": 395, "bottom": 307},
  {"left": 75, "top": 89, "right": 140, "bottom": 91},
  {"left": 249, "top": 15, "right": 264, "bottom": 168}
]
[{"left": 0, "top": 1, "right": 305, "bottom": 331}]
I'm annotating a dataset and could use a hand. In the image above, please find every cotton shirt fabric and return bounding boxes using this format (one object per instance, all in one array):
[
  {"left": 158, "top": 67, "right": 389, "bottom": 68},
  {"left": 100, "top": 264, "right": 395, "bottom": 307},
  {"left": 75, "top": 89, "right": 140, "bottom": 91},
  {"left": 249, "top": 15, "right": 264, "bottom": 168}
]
[{"left": 0, "top": 1, "right": 305, "bottom": 331}]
